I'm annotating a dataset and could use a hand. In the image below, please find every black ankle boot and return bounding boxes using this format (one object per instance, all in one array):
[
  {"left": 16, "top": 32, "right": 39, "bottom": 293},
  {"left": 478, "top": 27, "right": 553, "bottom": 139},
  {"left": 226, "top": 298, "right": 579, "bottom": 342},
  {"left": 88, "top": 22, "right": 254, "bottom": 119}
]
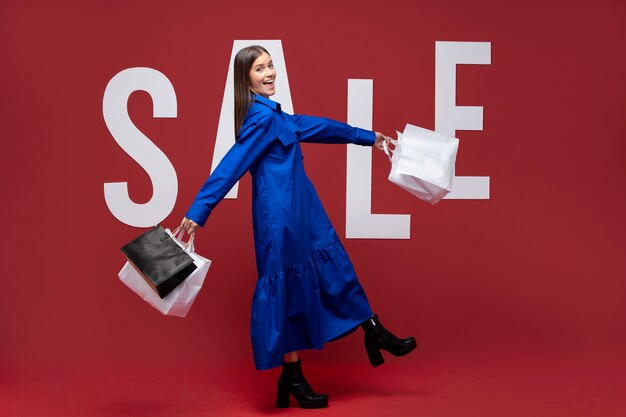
[
  {"left": 361, "top": 314, "right": 417, "bottom": 367},
  {"left": 276, "top": 359, "right": 328, "bottom": 408}
]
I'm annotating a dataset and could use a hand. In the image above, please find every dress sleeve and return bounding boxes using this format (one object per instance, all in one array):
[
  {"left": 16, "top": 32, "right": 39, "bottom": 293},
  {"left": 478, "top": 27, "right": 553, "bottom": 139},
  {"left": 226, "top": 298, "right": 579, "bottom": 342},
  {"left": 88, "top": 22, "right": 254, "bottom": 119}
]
[
  {"left": 290, "top": 114, "right": 376, "bottom": 146},
  {"left": 185, "top": 113, "right": 276, "bottom": 226}
]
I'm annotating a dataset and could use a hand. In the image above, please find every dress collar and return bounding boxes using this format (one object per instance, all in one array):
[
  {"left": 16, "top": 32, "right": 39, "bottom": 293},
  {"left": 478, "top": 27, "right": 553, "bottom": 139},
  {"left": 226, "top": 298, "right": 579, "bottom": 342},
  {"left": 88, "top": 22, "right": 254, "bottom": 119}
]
[{"left": 253, "top": 94, "right": 281, "bottom": 112}]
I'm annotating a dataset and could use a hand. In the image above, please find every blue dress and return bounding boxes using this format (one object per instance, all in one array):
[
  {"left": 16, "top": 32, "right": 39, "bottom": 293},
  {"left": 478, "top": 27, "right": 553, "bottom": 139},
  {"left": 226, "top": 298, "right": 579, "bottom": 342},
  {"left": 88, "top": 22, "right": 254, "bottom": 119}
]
[{"left": 186, "top": 95, "right": 374, "bottom": 370}]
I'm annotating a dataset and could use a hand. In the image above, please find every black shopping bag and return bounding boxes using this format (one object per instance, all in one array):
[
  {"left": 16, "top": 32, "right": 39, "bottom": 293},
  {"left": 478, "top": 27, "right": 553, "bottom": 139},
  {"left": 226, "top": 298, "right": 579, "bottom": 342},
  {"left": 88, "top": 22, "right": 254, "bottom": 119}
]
[{"left": 121, "top": 225, "right": 197, "bottom": 299}]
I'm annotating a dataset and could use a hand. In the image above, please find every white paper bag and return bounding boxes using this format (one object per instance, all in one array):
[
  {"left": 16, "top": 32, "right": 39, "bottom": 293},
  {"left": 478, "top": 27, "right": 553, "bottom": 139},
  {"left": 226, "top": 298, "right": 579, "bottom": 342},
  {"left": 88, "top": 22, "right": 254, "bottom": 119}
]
[
  {"left": 118, "top": 229, "right": 211, "bottom": 317},
  {"left": 383, "top": 123, "right": 459, "bottom": 204}
]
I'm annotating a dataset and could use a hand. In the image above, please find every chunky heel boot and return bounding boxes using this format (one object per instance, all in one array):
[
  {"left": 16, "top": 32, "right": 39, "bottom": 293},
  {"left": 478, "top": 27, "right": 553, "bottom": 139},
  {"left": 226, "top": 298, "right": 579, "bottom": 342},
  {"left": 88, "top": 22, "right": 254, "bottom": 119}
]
[
  {"left": 361, "top": 314, "right": 417, "bottom": 367},
  {"left": 275, "top": 359, "right": 328, "bottom": 409}
]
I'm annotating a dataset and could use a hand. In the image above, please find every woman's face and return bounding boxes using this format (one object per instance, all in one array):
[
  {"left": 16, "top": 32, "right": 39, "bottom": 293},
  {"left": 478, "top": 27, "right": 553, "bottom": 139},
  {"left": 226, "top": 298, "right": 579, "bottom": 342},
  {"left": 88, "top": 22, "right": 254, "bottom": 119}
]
[{"left": 249, "top": 52, "right": 276, "bottom": 98}]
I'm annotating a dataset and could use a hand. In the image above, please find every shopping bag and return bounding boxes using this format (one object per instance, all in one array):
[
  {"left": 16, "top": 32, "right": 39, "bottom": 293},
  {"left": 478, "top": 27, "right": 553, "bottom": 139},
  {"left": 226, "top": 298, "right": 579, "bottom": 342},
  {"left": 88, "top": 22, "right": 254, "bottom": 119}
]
[
  {"left": 383, "top": 123, "right": 459, "bottom": 204},
  {"left": 118, "top": 229, "right": 211, "bottom": 317},
  {"left": 121, "top": 225, "right": 197, "bottom": 299}
]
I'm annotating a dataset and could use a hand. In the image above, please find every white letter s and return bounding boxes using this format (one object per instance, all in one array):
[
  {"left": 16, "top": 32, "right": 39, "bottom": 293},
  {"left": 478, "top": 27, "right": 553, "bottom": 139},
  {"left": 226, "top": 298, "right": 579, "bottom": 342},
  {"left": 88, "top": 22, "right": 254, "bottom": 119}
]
[{"left": 102, "top": 67, "right": 178, "bottom": 227}]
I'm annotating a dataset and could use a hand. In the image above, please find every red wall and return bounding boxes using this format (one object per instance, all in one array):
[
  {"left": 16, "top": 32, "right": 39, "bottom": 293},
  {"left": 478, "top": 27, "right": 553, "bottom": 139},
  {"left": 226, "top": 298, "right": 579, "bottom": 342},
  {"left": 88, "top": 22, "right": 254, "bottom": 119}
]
[{"left": 1, "top": 0, "right": 625, "bottom": 372}]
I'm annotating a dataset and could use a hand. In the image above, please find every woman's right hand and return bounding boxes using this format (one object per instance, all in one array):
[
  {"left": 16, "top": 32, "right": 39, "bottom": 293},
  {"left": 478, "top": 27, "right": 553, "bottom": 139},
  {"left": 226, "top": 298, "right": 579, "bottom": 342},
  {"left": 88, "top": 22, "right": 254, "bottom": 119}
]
[
  {"left": 180, "top": 217, "right": 200, "bottom": 236},
  {"left": 374, "top": 132, "right": 392, "bottom": 151}
]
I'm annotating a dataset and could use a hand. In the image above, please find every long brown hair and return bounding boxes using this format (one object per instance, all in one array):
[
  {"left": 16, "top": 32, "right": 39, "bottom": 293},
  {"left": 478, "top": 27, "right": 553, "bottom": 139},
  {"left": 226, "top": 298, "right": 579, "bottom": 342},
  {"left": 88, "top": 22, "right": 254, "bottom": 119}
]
[{"left": 234, "top": 45, "right": 270, "bottom": 138}]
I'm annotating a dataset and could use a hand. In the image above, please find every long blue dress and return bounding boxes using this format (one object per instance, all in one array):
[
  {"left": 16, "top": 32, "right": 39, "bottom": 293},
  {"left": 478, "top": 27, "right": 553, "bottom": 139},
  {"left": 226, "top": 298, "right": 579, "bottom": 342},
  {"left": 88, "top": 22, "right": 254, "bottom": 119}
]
[{"left": 186, "top": 95, "right": 374, "bottom": 370}]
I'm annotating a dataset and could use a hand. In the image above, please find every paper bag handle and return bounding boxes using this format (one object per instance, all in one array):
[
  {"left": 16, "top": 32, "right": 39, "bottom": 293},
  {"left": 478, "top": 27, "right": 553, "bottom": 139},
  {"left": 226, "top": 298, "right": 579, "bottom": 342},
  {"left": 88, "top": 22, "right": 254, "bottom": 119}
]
[
  {"left": 169, "top": 226, "right": 195, "bottom": 251},
  {"left": 382, "top": 138, "right": 399, "bottom": 163}
]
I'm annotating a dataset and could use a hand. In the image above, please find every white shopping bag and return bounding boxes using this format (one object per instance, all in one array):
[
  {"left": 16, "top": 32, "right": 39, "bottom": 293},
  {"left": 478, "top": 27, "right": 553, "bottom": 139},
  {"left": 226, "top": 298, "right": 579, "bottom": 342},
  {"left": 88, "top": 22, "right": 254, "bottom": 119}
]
[
  {"left": 118, "top": 229, "right": 211, "bottom": 317},
  {"left": 383, "top": 123, "right": 459, "bottom": 204}
]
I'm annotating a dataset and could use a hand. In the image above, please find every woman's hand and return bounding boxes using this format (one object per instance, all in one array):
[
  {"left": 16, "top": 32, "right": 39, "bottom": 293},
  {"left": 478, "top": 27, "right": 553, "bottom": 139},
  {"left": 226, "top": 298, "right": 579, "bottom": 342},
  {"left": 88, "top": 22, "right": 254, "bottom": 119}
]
[
  {"left": 374, "top": 132, "right": 392, "bottom": 151},
  {"left": 180, "top": 217, "right": 200, "bottom": 236}
]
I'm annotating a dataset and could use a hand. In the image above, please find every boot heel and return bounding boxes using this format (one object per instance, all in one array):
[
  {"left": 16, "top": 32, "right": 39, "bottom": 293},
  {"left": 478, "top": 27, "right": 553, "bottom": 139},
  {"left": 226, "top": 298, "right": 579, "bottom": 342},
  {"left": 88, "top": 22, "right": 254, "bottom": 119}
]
[
  {"left": 276, "top": 381, "right": 290, "bottom": 408},
  {"left": 366, "top": 345, "right": 385, "bottom": 367}
]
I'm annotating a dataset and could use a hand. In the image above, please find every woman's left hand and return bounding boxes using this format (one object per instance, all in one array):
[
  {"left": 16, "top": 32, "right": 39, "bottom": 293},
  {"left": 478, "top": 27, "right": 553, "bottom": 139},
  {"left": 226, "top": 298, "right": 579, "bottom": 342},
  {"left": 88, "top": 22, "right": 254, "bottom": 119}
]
[
  {"left": 180, "top": 217, "right": 200, "bottom": 236},
  {"left": 374, "top": 132, "right": 392, "bottom": 151}
]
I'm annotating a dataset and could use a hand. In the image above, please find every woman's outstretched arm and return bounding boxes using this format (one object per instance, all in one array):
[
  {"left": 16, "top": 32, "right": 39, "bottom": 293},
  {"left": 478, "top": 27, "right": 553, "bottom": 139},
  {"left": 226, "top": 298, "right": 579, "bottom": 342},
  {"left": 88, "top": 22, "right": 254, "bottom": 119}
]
[
  {"left": 290, "top": 114, "right": 390, "bottom": 149},
  {"left": 181, "top": 112, "right": 277, "bottom": 234}
]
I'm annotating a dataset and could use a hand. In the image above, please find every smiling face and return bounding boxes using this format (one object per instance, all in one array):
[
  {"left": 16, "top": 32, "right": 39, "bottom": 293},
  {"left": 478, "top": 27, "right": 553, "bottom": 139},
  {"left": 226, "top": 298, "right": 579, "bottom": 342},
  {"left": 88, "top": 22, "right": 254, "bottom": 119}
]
[{"left": 248, "top": 52, "right": 276, "bottom": 98}]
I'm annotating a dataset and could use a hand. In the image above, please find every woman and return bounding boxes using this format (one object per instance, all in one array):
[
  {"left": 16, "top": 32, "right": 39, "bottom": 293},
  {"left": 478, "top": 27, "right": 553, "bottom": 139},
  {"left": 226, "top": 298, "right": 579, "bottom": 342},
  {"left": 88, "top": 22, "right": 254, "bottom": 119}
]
[{"left": 181, "top": 45, "right": 416, "bottom": 409}]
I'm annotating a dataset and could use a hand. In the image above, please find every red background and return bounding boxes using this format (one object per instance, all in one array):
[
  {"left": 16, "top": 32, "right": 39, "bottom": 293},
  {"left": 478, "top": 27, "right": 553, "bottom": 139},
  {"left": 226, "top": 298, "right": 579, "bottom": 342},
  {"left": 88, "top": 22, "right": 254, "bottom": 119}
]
[{"left": 1, "top": 1, "right": 625, "bottom": 414}]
